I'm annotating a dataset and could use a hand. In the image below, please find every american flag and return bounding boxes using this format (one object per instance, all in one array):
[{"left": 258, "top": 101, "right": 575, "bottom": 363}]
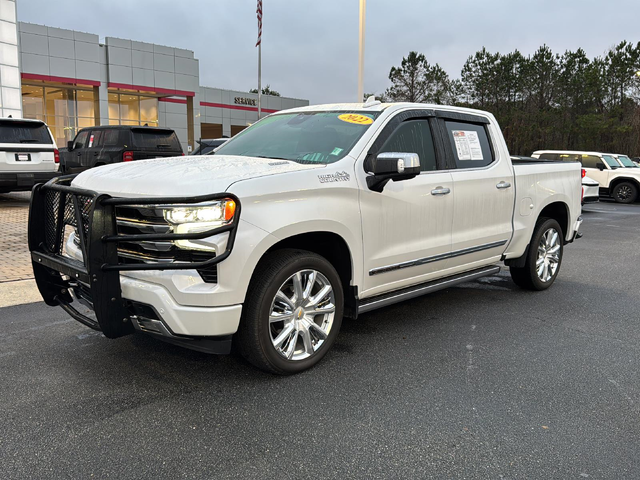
[{"left": 256, "top": 0, "right": 262, "bottom": 47}]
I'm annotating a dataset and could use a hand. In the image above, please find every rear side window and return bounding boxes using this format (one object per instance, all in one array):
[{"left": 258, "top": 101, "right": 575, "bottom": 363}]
[
  {"left": 131, "top": 129, "right": 181, "bottom": 151},
  {"left": 379, "top": 120, "right": 437, "bottom": 171},
  {"left": 445, "top": 121, "right": 494, "bottom": 168},
  {"left": 103, "top": 129, "right": 123, "bottom": 147},
  {"left": 539, "top": 153, "right": 559, "bottom": 160},
  {"left": 73, "top": 131, "right": 89, "bottom": 150},
  {"left": 0, "top": 120, "right": 52, "bottom": 144}
]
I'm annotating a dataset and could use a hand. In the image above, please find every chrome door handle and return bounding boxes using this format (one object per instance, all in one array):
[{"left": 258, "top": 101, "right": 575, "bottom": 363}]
[
  {"left": 496, "top": 181, "right": 512, "bottom": 189},
  {"left": 431, "top": 187, "right": 451, "bottom": 196}
]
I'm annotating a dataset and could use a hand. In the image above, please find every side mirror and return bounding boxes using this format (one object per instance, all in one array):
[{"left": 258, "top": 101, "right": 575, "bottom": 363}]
[
  {"left": 67, "top": 140, "right": 74, "bottom": 151},
  {"left": 596, "top": 162, "right": 605, "bottom": 171},
  {"left": 366, "top": 152, "right": 421, "bottom": 192}
]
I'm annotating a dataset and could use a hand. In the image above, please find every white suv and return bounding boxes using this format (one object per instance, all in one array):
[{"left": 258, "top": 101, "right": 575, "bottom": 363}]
[
  {"left": 0, "top": 118, "right": 59, "bottom": 193},
  {"left": 533, "top": 150, "right": 640, "bottom": 203}
]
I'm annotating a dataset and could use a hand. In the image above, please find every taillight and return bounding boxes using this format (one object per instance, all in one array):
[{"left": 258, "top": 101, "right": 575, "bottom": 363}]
[
  {"left": 581, "top": 169, "right": 586, "bottom": 178},
  {"left": 123, "top": 151, "right": 134, "bottom": 162},
  {"left": 54, "top": 148, "right": 60, "bottom": 164}
]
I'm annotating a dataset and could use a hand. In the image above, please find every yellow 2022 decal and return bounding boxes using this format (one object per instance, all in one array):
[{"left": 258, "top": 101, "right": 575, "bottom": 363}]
[{"left": 338, "top": 114, "right": 373, "bottom": 125}]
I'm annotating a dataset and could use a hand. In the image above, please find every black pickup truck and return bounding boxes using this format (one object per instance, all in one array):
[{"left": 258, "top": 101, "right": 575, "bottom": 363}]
[{"left": 60, "top": 125, "right": 183, "bottom": 174}]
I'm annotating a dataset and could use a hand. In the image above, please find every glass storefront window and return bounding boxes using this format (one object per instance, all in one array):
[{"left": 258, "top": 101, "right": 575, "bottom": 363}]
[
  {"left": 107, "top": 93, "right": 158, "bottom": 126},
  {"left": 76, "top": 90, "right": 95, "bottom": 118},
  {"left": 22, "top": 85, "right": 44, "bottom": 119}
]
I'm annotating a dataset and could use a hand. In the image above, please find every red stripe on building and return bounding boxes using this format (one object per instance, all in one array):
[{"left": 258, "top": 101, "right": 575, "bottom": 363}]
[
  {"left": 108, "top": 82, "right": 195, "bottom": 97},
  {"left": 200, "top": 101, "right": 278, "bottom": 113},
  {"left": 158, "top": 97, "right": 187, "bottom": 104},
  {"left": 21, "top": 73, "right": 101, "bottom": 87}
]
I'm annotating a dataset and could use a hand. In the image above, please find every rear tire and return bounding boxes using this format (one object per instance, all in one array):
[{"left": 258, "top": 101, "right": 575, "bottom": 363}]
[
  {"left": 236, "top": 249, "right": 344, "bottom": 375},
  {"left": 612, "top": 182, "right": 637, "bottom": 204},
  {"left": 509, "top": 217, "right": 564, "bottom": 291}
]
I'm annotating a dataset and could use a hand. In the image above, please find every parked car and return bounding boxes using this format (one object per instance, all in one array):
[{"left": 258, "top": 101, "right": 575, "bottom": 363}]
[
  {"left": 0, "top": 118, "right": 59, "bottom": 193},
  {"left": 60, "top": 125, "right": 183, "bottom": 174},
  {"left": 29, "top": 102, "right": 583, "bottom": 374},
  {"left": 532, "top": 150, "right": 640, "bottom": 203},
  {"left": 191, "top": 138, "right": 229, "bottom": 155},
  {"left": 581, "top": 169, "right": 599, "bottom": 205}
]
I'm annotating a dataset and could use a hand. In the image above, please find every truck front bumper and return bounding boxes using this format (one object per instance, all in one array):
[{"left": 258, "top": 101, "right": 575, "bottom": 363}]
[{"left": 28, "top": 175, "right": 242, "bottom": 353}]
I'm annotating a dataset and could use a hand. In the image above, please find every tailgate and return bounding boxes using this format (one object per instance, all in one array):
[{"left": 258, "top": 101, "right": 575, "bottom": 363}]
[{"left": 1, "top": 144, "right": 57, "bottom": 172}]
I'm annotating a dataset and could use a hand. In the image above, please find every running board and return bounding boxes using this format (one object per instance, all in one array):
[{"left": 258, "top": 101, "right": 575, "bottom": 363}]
[{"left": 357, "top": 265, "right": 501, "bottom": 314}]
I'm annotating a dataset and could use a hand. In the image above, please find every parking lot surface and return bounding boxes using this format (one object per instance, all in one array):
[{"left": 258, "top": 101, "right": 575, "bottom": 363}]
[
  {"left": 0, "top": 201, "right": 639, "bottom": 479},
  {"left": 0, "top": 192, "right": 31, "bottom": 283}
]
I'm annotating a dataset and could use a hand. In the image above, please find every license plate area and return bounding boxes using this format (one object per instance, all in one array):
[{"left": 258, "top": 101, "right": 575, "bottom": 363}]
[{"left": 15, "top": 153, "right": 31, "bottom": 162}]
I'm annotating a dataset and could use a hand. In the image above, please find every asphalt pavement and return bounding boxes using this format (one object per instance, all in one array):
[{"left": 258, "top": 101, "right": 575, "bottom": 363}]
[{"left": 1, "top": 201, "right": 639, "bottom": 479}]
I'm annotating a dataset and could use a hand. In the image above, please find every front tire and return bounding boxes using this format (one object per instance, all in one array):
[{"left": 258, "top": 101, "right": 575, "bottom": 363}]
[
  {"left": 510, "top": 218, "right": 564, "bottom": 291},
  {"left": 236, "top": 249, "right": 344, "bottom": 375},
  {"left": 612, "top": 182, "right": 637, "bottom": 204}
]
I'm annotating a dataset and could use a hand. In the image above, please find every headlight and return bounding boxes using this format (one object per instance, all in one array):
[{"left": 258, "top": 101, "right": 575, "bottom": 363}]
[
  {"left": 163, "top": 199, "right": 236, "bottom": 225},
  {"left": 162, "top": 199, "right": 236, "bottom": 252}
]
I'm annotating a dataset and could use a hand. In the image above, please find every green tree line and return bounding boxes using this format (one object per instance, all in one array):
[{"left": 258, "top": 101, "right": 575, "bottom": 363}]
[{"left": 380, "top": 42, "right": 640, "bottom": 157}]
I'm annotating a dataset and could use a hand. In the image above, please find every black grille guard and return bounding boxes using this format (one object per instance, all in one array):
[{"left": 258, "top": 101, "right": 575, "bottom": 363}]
[{"left": 28, "top": 174, "right": 241, "bottom": 338}]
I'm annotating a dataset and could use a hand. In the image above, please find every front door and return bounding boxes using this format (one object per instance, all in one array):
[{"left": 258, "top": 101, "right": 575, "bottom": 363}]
[
  {"left": 441, "top": 116, "right": 515, "bottom": 271},
  {"left": 359, "top": 115, "right": 454, "bottom": 298},
  {"left": 66, "top": 130, "right": 89, "bottom": 173}
]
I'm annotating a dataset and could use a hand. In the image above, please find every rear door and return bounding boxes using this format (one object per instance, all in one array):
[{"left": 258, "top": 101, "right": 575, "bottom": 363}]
[
  {"left": 130, "top": 128, "right": 183, "bottom": 160},
  {"left": 0, "top": 119, "right": 57, "bottom": 173},
  {"left": 440, "top": 113, "right": 515, "bottom": 271}
]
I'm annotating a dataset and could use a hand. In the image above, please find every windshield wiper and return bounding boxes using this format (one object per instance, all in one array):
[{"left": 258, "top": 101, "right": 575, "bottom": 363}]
[{"left": 19, "top": 139, "right": 38, "bottom": 143}]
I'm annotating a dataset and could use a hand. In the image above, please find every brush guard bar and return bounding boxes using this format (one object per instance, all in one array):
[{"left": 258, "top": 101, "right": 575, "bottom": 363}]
[{"left": 28, "top": 175, "right": 241, "bottom": 338}]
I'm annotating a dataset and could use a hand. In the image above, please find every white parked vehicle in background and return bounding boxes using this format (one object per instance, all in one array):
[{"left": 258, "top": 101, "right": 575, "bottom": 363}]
[
  {"left": 532, "top": 150, "right": 640, "bottom": 203},
  {"left": 581, "top": 170, "right": 599, "bottom": 205},
  {"left": 29, "top": 102, "right": 582, "bottom": 374},
  {"left": 0, "top": 118, "right": 59, "bottom": 193}
]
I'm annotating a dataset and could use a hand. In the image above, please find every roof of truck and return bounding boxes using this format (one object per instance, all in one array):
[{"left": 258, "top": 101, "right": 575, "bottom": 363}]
[{"left": 282, "top": 102, "right": 495, "bottom": 118}]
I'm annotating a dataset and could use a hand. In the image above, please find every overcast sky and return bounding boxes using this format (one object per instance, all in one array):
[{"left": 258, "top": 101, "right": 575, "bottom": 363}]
[{"left": 17, "top": 0, "right": 640, "bottom": 104}]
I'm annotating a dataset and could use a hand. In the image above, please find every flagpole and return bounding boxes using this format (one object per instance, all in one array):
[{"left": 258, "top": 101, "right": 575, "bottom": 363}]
[
  {"left": 357, "top": 0, "right": 366, "bottom": 102},
  {"left": 258, "top": 42, "right": 262, "bottom": 118}
]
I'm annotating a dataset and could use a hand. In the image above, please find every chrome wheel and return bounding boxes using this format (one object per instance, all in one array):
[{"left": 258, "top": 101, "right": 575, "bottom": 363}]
[
  {"left": 269, "top": 269, "right": 336, "bottom": 361},
  {"left": 536, "top": 227, "right": 561, "bottom": 282}
]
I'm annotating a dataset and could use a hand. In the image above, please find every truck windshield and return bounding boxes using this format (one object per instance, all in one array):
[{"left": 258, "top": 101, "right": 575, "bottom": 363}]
[
  {"left": 601, "top": 155, "right": 620, "bottom": 169},
  {"left": 616, "top": 155, "right": 638, "bottom": 168},
  {"left": 214, "top": 111, "right": 380, "bottom": 164}
]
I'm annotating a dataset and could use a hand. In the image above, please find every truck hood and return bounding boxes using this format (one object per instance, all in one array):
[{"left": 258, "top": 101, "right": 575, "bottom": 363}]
[{"left": 72, "top": 155, "right": 324, "bottom": 197}]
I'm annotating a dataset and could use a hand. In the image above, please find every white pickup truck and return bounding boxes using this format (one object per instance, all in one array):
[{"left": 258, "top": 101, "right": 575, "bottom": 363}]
[{"left": 29, "top": 102, "right": 583, "bottom": 374}]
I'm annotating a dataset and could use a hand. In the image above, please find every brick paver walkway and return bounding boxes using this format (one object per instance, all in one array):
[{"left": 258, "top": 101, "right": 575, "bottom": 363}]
[{"left": 0, "top": 193, "right": 33, "bottom": 283}]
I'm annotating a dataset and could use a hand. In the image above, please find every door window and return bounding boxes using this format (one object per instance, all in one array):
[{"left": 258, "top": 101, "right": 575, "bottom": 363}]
[
  {"left": 579, "top": 155, "right": 601, "bottom": 169},
  {"left": 444, "top": 121, "right": 494, "bottom": 169},
  {"left": 378, "top": 120, "right": 437, "bottom": 171},
  {"left": 88, "top": 130, "right": 104, "bottom": 148},
  {"left": 73, "top": 130, "right": 89, "bottom": 150}
]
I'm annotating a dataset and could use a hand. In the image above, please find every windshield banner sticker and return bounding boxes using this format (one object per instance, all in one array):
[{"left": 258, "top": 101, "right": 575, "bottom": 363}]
[
  {"left": 452, "top": 130, "right": 484, "bottom": 161},
  {"left": 338, "top": 114, "right": 374, "bottom": 125},
  {"left": 318, "top": 171, "right": 350, "bottom": 183}
]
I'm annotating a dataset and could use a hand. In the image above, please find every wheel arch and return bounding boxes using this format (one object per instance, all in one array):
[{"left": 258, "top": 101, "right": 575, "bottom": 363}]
[
  {"left": 538, "top": 201, "right": 570, "bottom": 241},
  {"left": 609, "top": 176, "right": 640, "bottom": 193},
  {"left": 249, "top": 230, "right": 359, "bottom": 318}
]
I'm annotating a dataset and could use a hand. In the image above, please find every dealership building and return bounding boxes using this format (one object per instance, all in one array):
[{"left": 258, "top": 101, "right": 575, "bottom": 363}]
[{"left": 0, "top": 0, "right": 309, "bottom": 151}]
